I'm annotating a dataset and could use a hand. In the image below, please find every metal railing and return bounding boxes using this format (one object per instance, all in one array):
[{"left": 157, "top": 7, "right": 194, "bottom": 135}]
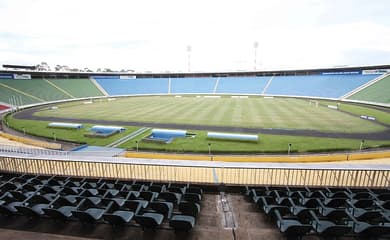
[{"left": 0, "top": 144, "right": 389, "bottom": 187}]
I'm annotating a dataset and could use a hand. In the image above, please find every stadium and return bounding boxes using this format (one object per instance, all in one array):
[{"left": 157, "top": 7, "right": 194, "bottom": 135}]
[
  {"left": 1, "top": 1, "right": 390, "bottom": 239},
  {"left": 0, "top": 64, "right": 390, "bottom": 240}
]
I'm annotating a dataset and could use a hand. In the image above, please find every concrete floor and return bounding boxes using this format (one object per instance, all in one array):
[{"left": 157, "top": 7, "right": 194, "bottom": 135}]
[{"left": 0, "top": 194, "right": 387, "bottom": 240}]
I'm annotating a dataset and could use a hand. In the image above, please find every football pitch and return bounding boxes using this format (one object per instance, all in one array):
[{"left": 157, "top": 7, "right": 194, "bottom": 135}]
[{"left": 34, "top": 96, "right": 387, "bottom": 133}]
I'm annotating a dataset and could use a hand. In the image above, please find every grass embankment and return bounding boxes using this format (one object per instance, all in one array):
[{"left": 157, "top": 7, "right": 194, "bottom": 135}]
[
  {"left": 5, "top": 114, "right": 390, "bottom": 153},
  {"left": 319, "top": 100, "right": 390, "bottom": 125},
  {"left": 119, "top": 129, "right": 390, "bottom": 154},
  {"left": 4, "top": 114, "right": 139, "bottom": 146}
]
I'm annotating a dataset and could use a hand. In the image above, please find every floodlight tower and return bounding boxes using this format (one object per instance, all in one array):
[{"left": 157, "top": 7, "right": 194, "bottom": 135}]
[
  {"left": 187, "top": 45, "right": 192, "bottom": 72},
  {"left": 253, "top": 41, "right": 259, "bottom": 70}
]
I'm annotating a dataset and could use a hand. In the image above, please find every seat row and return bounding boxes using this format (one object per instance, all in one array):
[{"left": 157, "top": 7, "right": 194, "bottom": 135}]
[
  {"left": 0, "top": 173, "right": 204, "bottom": 232},
  {"left": 245, "top": 186, "right": 390, "bottom": 239}
]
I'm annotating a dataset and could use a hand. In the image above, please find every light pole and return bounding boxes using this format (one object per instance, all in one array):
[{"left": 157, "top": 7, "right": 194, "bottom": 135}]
[
  {"left": 288, "top": 143, "right": 292, "bottom": 155},
  {"left": 187, "top": 45, "right": 192, "bottom": 72},
  {"left": 208, "top": 143, "right": 212, "bottom": 155},
  {"left": 136, "top": 141, "right": 139, "bottom": 152},
  {"left": 253, "top": 41, "right": 258, "bottom": 70}
]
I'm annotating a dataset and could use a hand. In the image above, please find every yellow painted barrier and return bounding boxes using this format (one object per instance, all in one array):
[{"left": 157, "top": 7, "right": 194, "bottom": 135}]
[
  {"left": 125, "top": 152, "right": 210, "bottom": 161},
  {"left": 0, "top": 132, "right": 61, "bottom": 150},
  {"left": 348, "top": 151, "right": 390, "bottom": 161},
  {"left": 125, "top": 151, "right": 349, "bottom": 163},
  {"left": 214, "top": 154, "right": 348, "bottom": 163}
]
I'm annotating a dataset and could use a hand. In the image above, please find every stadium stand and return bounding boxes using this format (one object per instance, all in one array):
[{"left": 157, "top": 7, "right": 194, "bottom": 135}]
[
  {"left": 0, "top": 79, "right": 69, "bottom": 102},
  {"left": 92, "top": 74, "right": 381, "bottom": 99},
  {"left": 95, "top": 77, "right": 169, "bottom": 95},
  {"left": 216, "top": 76, "right": 270, "bottom": 94},
  {"left": 244, "top": 185, "right": 390, "bottom": 238},
  {"left": 0, "top": 105, "right": 9, "bottom": 111},
  {"left": 0, "top": 172, "right": 203, "bottom": 232},
  {"left": 348, "top": 75, "right": 390, "bottom": 104},
  {"left": 265, "top": 74, "right": 380, "bottom": 98},
  {"left": 0, "top": 78, "right": 104, "bottom": 105},
  {"left": 47, "top": 79, "right": 103, "bottom": 98},
  {"left": 0, "top": 66, "right": 389, "bottom": 239},
  {"left": 0, "top": 74, "right": 384, "bottom": 106},
  {"left": 170, "top": 77, "right": 215, "bottom": 94},
  {"left": 0, "top": 82, "right": 43, "bottom": 105}
]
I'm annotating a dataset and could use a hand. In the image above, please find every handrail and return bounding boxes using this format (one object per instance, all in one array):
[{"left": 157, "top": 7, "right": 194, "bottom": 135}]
[{"left": 0, "top": 145, "right": 389, "bottom": 187}]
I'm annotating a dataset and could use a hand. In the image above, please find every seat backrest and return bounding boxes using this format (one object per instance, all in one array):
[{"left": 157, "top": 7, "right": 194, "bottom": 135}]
[
  {"left": 151, "top": 201, "right": 173, "bottom": 218},
  {"left": 179, "top": 201, "right": 200, "bottom": 217}
]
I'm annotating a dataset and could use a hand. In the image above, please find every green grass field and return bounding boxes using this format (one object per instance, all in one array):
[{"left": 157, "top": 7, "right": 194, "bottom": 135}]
[
  {"left": 34, "top": 96, "right": 388, "bottom": 133},
  {"left": 4, "top": 115, "right": 139, "bottom": 146},
  {"left": 318, "top": 100, "right": 390, "bottom": 125},
  {"left": 119, "top": 129, "right": 390, "bottom": 154},
  {"left": 5, "top": 114, "right": 390, "bottom": 153},
  {"left": 5, "top": 96, "right": 390, "bottom": 154}
]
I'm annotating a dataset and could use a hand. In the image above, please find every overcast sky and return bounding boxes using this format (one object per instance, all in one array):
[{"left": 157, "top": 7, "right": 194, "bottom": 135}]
[{"left": 0, "top": 0, "right": 389, "bottom": 72}]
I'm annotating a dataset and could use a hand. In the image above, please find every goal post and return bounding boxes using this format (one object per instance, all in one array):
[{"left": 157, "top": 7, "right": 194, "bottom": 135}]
[{"left": 309, "top": 100, "right": 318, "bottom": 107}]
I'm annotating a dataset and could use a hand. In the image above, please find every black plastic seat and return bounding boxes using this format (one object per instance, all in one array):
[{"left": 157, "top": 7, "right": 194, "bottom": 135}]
[
  {"left": 269, "top": 190, "right": 290, "bottom": 205},
  {"left": 304, "top": 189, "right": 327, "bottom": 199},
  {"left": 288, "top": 198, "right": 316, "bottom": 219},
  {"left": 15, "top": 194, "right": 58, "bottom": 218},
  {"left": 273, "top": 209, "right": 312, "bottom": 238},
  {"left": 187, "top": 187, "right": 203, "bottom": 196},
  {"left": 348, "top": 214, "right": 390, "bottom": 236},
  {"left": 158, "top": 192, "right": 181, "bottom": 205},
  {"left": 139, "top": 191, "right": 158, "bottom": 202},
  {"left": 246, "top": 188, "right": 268, "bottom": 203},
  {"left": 7, "top": 190, "right": 36, "bottom": 201},
  {"left": 134, "top": 212, "right": 164, "bottom": 229},
  {"left": 149, "top": 184, "right": 167, "bottom": 193},
  {"left": 122, "top": 200, "right": 147, "bottom": 215},
  {"left": 347, "top": 199, "right": 383, "bottom": 221},
  {"left": 179, "top": 201, "right": 200, "bottom": 217},
  {"left": 103, "top": 189, "right": 120, "bottom": 198},
  {"left": 82, "top": 181, "right": 100, "bottom": 189},
  {"left": 130, "top": 184, "right": 147, "bottom": 192},
  {"left": 0, "top": 199, "right": 24, "bottom": 215},
  {"left": 377, "top": 200, "right": 390, "bottom": 210},
  {"left": 61, "top": 186, "right": 81, "bottom": 196},
  {"left": 47, "top": 177, "right": 69, "bottom": 187},
  {"left": 80, "top": 188, "right": 104, "bottom": 197},
  {"left": 64, "top": 180, "right": 83, "bottom": 188},
  {"left": 42, "top": 195, "right": 84, "bottom": 220},
  {"left": 376, "top": 193, "right": 390, "bottom": 201},
  {"left": 43, "top": 205, "right": 77, "bottom": 220},
  {"left": 259, "top": 196, "right": 290, "bottom": 215},
  {"left": 40, "top": 185, "right": 62, "bottom": 194},
  {"left": 72, "top": 200, "right": 113, "bottom": 224},
  {"left": 0, "top": 190, "right": 37, "bottom": 216},
  {"left": 104, "top": 210, "right": 134, "bottom": 226},
  {"left": 167, "top": 186, "right": 186, "bottom": 195},
  {"left": 309, "top": 210, "right": 352, "bottom": 237},
  {"left": 351, "top": 191, "right": 375, "bottom": 200},
  {"left": 183, "top": 193, "right": 201, "bottom": 203},
  {"left": 150, "top": 201, "right": 173, "bottom": 219},
  {"left": 317, "top": 198, "right": 349, "bottom": 221},
  {"left": 72, "top": 208, "right": 106, "bottom": 223},
  {"left": 103, "top": 201, "right": 135, "bottom": 226},
  {"left": 170, "top": 215, "right": 195, "bottom": 231}
]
